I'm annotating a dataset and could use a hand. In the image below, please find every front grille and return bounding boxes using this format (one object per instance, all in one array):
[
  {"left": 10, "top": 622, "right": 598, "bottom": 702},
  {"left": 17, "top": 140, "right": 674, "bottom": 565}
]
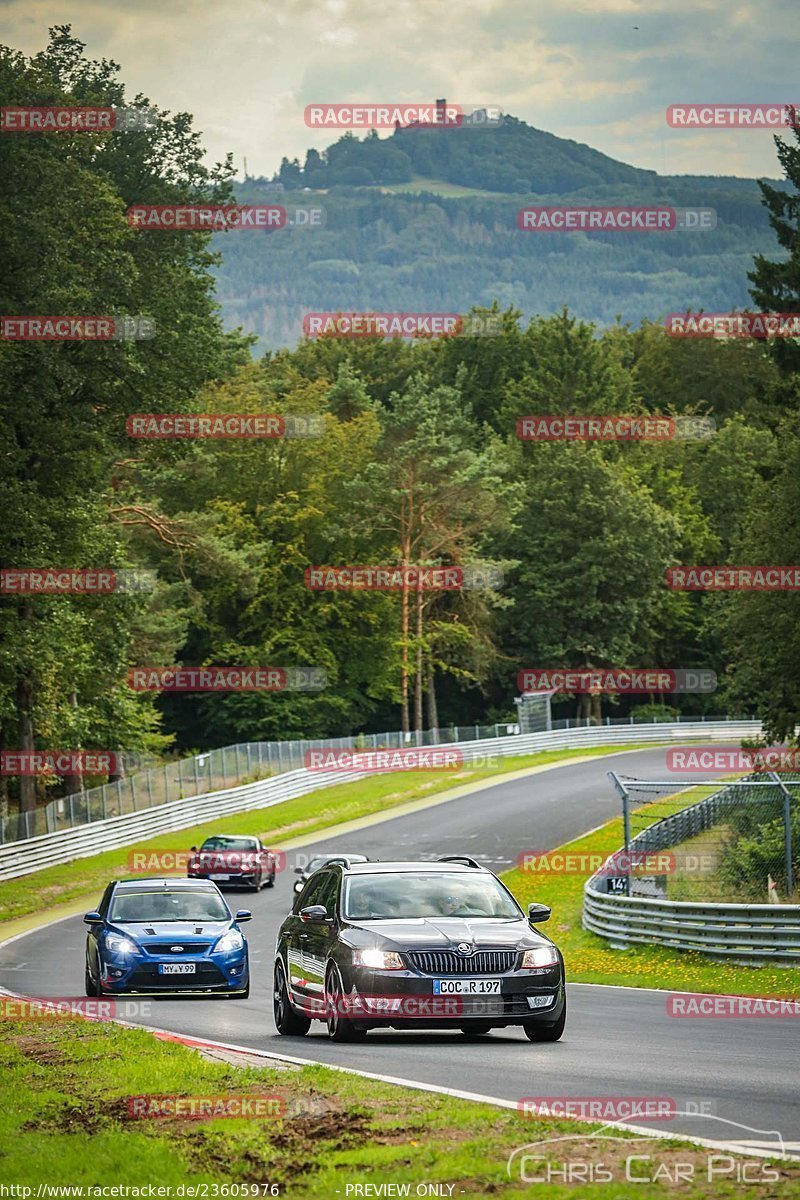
[
  {"left": 406, "top": 950, "right": 518, "bottom": 975},
  {"left": 144, "top": 942, "right": 212, "bottom": 955},
  {"left": 128, "top": 963, "right": 225, "bottom": 989}
]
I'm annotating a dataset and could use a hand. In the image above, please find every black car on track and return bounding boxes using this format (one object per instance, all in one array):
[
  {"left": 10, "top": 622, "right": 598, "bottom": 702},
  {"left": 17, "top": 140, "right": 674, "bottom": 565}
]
[
  {"left": 273, "top": 856, "right": 566, "bottom": 1042},
  {"left": 292, "top": 852, "right": 369, "bottom": 895}
]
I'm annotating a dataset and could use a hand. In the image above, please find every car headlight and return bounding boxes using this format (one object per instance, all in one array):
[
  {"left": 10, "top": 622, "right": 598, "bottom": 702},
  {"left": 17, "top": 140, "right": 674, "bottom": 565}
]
[
  {"left": 353, "top": 948, "right": 405, "bottom": 970},
  {"left": 521, "top": 945, "right": 560, "bottom": 969},
  {"left": 214, "top": 929, "right": 245, "bottom": 954},
  {"left": 105, "top": 934, "right": 139, "bottom": 957}
]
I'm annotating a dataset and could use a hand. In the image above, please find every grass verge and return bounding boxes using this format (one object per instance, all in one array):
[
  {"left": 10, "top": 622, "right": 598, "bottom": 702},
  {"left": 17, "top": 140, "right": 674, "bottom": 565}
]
[
  {"left": 1, "top": 1013, "right": 796, "bottom": 1196},
  {"left": 0, "top": 744, "right": 652, "bottom": 927},
  {"left": 501, "top": 800, "right": 800, "bottom": 997}
]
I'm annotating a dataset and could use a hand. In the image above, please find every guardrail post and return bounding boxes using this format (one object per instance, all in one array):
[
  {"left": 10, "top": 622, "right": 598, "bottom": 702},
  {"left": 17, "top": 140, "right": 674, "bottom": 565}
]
[
  {"left": 234, "top": 744, "right": 241, "bottom": 780},
  {"left": 146, "top": 773, "right": 154, "bottom": 807},
  {"left": 771, "top": 772, "right": 795, "bottom": 897},
  {"left": 608, "top": 771, "right": 632, "bottom": 897}
]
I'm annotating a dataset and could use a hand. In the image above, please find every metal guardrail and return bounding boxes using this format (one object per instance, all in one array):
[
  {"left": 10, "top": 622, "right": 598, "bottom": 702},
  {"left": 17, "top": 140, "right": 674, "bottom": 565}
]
[
  {"left": 0, "top": 719, "right": 761, "bottom": 882},
  {"left": 0, "top": 710, "right": 747, "bottom": 845},
  {"left": 583, "top": 772, "right": 800, "bottom": 964}
]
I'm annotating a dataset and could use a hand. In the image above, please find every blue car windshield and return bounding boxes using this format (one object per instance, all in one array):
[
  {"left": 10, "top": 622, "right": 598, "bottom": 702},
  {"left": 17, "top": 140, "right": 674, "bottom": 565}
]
[
  {"left": 109, "top": 890, "right": 230, "bottom": 923},
  {"left": 342, "top": 873, "right": 520, "bottom": 920}
]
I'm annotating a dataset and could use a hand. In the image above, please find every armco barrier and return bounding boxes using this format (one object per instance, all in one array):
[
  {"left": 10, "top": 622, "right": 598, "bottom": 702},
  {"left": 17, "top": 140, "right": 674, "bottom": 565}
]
[
  {"left": 0, "top": 720, "right": 761, "bottom": 882},
  {"left": 583, "top": 771, "right": 800, "bottom": 965},
  {"left": 583, "top": 890, "right": 800, "bottom": 964}
]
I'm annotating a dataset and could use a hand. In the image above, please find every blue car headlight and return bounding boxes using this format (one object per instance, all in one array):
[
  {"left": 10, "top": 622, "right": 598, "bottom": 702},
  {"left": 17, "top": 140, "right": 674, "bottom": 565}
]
[
  {"left": 105, "top": 933, "right": 139, "bottom": 957},
  {"left": 214, "top": 929, "right": 244, "bottom": 955}
]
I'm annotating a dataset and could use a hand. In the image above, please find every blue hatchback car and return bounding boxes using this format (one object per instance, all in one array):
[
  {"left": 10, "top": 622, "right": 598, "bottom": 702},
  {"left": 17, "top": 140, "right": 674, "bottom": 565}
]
[{"left": 84, "top": 878, "right": 252, "bottom": 998}]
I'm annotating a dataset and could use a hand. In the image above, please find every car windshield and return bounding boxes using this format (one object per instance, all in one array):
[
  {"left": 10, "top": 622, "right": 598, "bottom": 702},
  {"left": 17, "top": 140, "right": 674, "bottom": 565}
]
[
  {"left": 342, "top": 872, "right": 520, "bottom": 920},
  {"left": 109, "top": 890, "right": 230, "bottom": 922},
  {"left": 200, "top": 837, "right": 258, "bottom": 851}
]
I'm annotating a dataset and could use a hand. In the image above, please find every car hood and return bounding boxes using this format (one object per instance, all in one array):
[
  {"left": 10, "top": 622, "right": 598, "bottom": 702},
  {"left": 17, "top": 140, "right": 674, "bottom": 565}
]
[
  {"left": 343, "top": 917, "right": 548, "bottom": 950},
  {"left": 110, "top": 921, "right": 231, "bottom": 941}
]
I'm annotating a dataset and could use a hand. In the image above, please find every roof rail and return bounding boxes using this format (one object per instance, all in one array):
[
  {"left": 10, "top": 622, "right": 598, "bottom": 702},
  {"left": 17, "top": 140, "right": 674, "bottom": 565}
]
[{"left": 437, "top": 855, "right": 483, "bottom": 869}]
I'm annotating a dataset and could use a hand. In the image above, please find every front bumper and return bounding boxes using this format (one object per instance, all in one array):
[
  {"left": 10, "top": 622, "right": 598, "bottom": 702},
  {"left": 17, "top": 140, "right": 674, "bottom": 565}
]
[
  {"left": 99, "top": 951, "right": 249, "bottom": 994},
  {"left": 336, "top": 964, "right": 565, "bottom": 1028},
  {"left": 188, "top": 868, "right": 258, "bottom": 887}
]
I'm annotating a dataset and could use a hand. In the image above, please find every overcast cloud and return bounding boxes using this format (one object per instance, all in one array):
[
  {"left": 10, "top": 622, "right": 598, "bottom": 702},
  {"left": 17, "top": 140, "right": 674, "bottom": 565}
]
[{"left": 2, "top": 0, "right": 796, "bottom": 179}]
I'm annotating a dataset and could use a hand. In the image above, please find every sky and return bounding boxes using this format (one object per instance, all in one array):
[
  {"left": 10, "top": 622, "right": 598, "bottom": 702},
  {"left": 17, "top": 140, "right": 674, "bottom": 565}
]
[{"left": 2, "top": 0, "right": 797, "bottom": 180}]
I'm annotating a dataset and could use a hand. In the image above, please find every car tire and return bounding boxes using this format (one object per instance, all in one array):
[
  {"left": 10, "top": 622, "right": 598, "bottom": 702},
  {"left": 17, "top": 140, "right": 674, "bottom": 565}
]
[
  {"left": 84, "top": 963, "right": 96, "bottom": 997},
  {"left": 325, "top": 964, "right": 367, "bottom": 1042},
  {"left": 273, "top": 960, "right": 311, "bottom": 1036},
  {"left": 265, "top": 873, "right": 275, "bottom": 888},
  {"left": 459, "top": 1023, "right": 492, "bottom": 1037},
  {"left": 523, "top": 1000, "right": 566, "bottom": 1043},
  {"left": 94, "top": 964, "right": 108, "bottom": 998}
]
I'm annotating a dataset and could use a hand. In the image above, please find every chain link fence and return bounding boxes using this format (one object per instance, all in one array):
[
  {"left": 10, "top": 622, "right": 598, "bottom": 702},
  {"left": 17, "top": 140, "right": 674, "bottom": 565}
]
[
  {"left": 609, "top": 772, "right": 800, "bottom": 904},
  {"left": 0, "top": 707, "right": 754, "bottom": 847}
]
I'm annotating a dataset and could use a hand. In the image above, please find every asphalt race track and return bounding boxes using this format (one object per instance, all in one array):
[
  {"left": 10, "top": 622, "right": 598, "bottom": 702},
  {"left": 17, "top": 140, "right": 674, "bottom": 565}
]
[{"left": 2, "top": 747, "right": 797, "bottom": 1153}]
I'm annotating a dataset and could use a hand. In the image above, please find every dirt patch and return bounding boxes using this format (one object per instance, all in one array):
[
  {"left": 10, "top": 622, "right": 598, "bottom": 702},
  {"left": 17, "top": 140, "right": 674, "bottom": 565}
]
[{"left": 13, "top": 1033, "right": 69, "bottom": 1066}]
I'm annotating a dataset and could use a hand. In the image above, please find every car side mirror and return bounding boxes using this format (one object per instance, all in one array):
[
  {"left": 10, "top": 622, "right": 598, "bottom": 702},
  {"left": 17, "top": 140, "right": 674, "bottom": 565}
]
[
  {"left": 294, "top": 865, "right": 305, "bottom": 874},
  {"left": 300, "top": 905, "right": 329, "bottom": 923},
  {"left": 528, "top": 903, "right": 551, "bottom": 923},
  {"left": 235, "top": 909, "right": 253, "bottom": 922},
  {"left": 83, "top": 911, "right": 103, "bottom": 924},
  {"left": 191, "top": 846, "right": 197, "bottom": 852}
]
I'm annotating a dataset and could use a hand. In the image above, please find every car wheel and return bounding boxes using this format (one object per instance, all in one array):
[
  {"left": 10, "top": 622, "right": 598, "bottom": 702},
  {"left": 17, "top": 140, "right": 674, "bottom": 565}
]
[
  {"left": 94, "top": 964, "right": 108, "bottom": 998},
  {"left": 459, "top": 1023, "right": 492, "bottom": 1037},
  {"left": 273, "top": 960, "right": 310, "bottom": 1036},
  {"left": 523, "top": 1000, "right": 566, "bottom": 1043},
  {"left": 325, "top": 964, "right": 367, "bottom": 1043},
  {"left": 265, "top": 872, "right": 275, "bottom": 888},
  {"left": 84, "top": 962, "right": 96, "bottom": 998},
  {"left": 250, "top": 873, "right": 261, "bottom": 892}
]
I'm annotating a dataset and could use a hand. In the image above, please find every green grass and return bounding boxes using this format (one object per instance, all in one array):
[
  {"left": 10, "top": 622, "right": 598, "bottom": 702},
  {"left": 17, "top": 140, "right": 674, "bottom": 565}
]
[
  {"left": 378, "top": 175, "right": 508, "bottom": 198},
  {"left": 1, "top": 1013, "right": 796, "bottom": 1196},
  {"left": 501, "top": 796, "right": 800, "bottom": 997},
  {"left": 0, "top": 744, "right": 650, "bottom": 926}
]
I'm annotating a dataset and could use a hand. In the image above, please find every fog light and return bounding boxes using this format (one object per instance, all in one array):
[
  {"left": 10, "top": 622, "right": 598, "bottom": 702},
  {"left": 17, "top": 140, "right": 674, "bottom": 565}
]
[
  {"left": 230, "top": 966, "right": 241, "bottom": 976},
  {"left": 109, "top": 968, "right": 125, "bottom": 979},
  {"left": 526, "top": 994, "right": 555, "bottom": 1009}
]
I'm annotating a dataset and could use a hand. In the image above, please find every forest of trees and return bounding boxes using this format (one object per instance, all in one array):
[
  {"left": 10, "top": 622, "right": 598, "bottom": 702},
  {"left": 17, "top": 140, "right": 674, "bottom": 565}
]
[{"left": 1, "top": 30, "right": 799, "bottom": 817}]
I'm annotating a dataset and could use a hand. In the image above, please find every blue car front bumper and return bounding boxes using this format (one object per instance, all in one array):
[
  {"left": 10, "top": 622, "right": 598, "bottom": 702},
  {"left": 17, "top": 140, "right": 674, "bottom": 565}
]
[{"left": 99, "top": 949, "right": 248, "bottom": 993}]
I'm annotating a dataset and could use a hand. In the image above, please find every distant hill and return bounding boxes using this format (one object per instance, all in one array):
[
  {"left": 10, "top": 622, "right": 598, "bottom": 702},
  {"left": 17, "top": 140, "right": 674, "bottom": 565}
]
[{"left": 212, "top": 112, "right": 784, "bottom": 351}]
